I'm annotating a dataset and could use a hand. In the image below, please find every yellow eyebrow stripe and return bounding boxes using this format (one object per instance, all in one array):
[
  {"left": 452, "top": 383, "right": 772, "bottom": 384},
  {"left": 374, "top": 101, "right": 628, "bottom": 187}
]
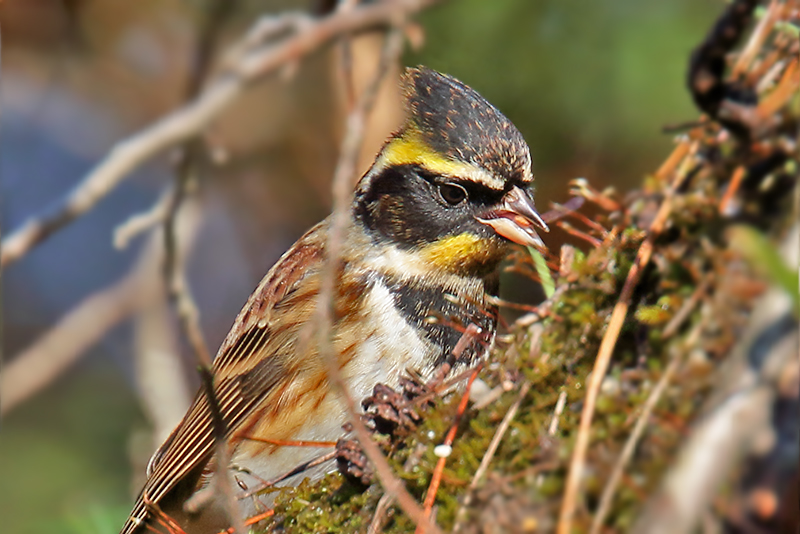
[{"left": 378, "top": 130, "right": 505, "bottom": 190}]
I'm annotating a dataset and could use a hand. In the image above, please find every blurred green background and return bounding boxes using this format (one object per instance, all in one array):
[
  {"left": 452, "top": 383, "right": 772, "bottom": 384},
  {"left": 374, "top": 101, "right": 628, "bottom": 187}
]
[{"left": 0, "top": 0, "right": 719, "bottom": 532}]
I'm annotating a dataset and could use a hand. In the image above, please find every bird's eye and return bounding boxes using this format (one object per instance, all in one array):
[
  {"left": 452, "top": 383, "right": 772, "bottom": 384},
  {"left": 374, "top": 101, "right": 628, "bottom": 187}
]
[{"left": 438, "top": 183, "right": 468, "bottom": 205}]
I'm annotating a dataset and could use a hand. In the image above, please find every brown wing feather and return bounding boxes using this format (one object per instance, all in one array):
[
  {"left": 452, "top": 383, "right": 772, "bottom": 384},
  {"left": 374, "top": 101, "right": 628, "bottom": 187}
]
[{"left": 120, "top": 222, "right": 327, "bottom": 534}]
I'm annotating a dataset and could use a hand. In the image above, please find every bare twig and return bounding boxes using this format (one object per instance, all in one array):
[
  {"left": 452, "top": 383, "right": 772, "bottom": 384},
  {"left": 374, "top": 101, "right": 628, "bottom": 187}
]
[
  {"left": 369, "top": 443, "right": 429, "bottom": 534},
  {"left": 0, "top": 0, "right": 437, "bottom": 268},
  {"left": 589, "top": 348, "right": 684, "bottom": 534},
  {"left": 163, "top": 174, "right": 211, "bottom": 364},
  {"left": 237, "top": 450, "right": 339, "bottom": 500},
  {"left": 557, "top": 152, "right": 695, "bottom": 534},
  {"left": 336, "top": 0, "right": 361, "bottom": 110},
  {"left": 367, "top": 492, "right": 398, "bottom": 534},
  {"left": 164, "top": 183, "right": 246, "bottom": 534},
  {"left": 161, "top": 2, "right": 245, "bottom": 532},
  {"left": 452, "top": 381, "right": 532, "bottom": 533},
  {"left": 2, "top": 275, "right": 142, "bottom": 416},
  {"left": 661, "top": 280, "right": 709, "bottom": 339},
  {"left": 114, "top": 187, "right": 176, "bottom": 250},
  {"left": 311, "top": 25, "right": 440, "bottom": 533},
  {"left": 547, "top": 389, "right": 568, "bottom": 436}
]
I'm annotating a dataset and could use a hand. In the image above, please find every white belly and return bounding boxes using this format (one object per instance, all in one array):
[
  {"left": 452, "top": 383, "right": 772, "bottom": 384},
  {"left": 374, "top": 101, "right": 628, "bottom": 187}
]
[{"left": 229, "top": 277, "right": 434, "bottom": 514}]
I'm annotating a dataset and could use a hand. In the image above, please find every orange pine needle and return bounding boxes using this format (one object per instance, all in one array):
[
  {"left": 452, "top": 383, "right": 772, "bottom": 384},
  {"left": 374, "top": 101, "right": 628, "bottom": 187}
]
[
  {"left": 719, "top": 166, "right": 747, "bottom": 215},
  {"left": 416, "top": 366, "right": 481, "bottom": 534},
  {"left": 732, "top": 0, "right": 780, "bottom": 78},
  {"left": 556, "top": 221, "right": 603, "bottom": 248},
  {"left": 142, "top": 493, "right": 187, "bottom": 534},
  {"left": 219, "top": 509, "right": 276, "bottom": 534}
]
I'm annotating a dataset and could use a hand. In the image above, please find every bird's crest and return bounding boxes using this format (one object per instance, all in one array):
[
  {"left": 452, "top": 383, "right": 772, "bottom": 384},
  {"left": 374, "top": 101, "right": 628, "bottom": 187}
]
[{"left": 393, "top": 66, "right": 533, "bottom": 186}]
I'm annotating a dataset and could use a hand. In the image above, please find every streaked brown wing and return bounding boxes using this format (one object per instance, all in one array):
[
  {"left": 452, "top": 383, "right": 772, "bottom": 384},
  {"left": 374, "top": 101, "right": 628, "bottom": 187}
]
[{"left": 121, "top": 222, "right": 327, "bottom": 534}]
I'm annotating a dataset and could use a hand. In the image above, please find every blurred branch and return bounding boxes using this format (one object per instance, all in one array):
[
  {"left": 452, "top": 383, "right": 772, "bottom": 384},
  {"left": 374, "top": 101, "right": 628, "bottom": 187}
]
[
  {"left": 1, "top": 203, "right": 202, "bottom": 417},
  {"left": 0, "top": 0, "right": 437, "bottom": 268},
  {"left": 132, "top": 284, "right": 192, "bottom": 446},
  {"left": 115, "top": 187, "right": 176, "bottom": 250},
  {"left": 2, "top": 274, "right": 141, "bottom": 417},
  {"left": 313, "top": 25, "right": 439, "bottom": 533},
  {"left": 161, "top": 1, "right": 245, "bottom": 531},
  {"left": 336, "top": 0, "right": 361, "bottom": 110},
  {"left": 632, "top": 224, "right": 799, "bottom": 534}
]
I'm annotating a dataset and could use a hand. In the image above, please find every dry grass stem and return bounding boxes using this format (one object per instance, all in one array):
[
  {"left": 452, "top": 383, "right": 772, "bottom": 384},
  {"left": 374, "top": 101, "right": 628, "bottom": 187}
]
[
  {"left": 557, "top": 166, "right": 693, "bottom": 534},
  {"left": 589, "top": 349, "right": 684, "bottom": 534},
  {"left": 547, "top": 389, "right": 568, "bottom": 437},
  {"left": 452, "top": 381, "right": 532, "bottom": 533}
]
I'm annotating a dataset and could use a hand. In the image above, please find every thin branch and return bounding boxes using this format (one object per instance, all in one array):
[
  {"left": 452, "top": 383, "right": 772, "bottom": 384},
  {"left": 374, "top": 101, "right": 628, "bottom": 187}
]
[
  {"left": 557, "top": 149, "right": 696, "bottom": 534},
  {"left": 367, "top": 492, "right": 397, "bottom": 534},
  {"left": 368, "top": 443, "right": 428, "bottom": 534},
  {"left": 237, "top": 450, "right": 339, "bottom": 500},
  {"left": 163, "top": 171, "right": 212, "bottom": 364},
  {"left": 1, "top": 202, "right": 202, "bottom": 417},
  {"left": 162, "top": 2, "right": 244, "bottom": 532},
  {"left": 336, "top": 0, "right": 361, "bottom": 111},
  {"left": 114, "top": 187, "right": 176, "bottom": 250},
  {"left": 311, "top": 26, "right": 440, "bottom": 533},
  {"left": 0, "top": 0, "right": 438, "bottom": 268},
  {"left": 589, "top": 348, "right": 683, "bottom": 534},
  {"left": 2, "top": 275, "right": 140, "bottom": 416}
]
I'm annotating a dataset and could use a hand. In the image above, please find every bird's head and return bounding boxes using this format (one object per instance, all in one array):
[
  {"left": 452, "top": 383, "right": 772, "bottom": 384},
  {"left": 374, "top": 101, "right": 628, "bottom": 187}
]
[{"left": 354, "top": 67, "right": 547, "bottom": 277}]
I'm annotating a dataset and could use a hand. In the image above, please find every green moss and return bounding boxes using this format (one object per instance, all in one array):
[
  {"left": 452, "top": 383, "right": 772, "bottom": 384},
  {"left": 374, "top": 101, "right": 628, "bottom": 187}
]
[{"left": 255, "top": 24, "right": 796, "bottom": 530}]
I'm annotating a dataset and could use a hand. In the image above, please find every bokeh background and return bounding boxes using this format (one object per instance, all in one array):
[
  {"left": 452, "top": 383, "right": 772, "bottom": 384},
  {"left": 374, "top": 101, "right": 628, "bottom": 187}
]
[{"left": 0, "top": 1, "right": 722, "bottom": 532}]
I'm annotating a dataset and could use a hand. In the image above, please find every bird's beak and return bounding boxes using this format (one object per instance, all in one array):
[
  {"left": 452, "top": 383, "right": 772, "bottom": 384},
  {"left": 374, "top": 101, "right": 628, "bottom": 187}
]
[{"left": 476, "top": 186, "right": 549, "bottom": 248}]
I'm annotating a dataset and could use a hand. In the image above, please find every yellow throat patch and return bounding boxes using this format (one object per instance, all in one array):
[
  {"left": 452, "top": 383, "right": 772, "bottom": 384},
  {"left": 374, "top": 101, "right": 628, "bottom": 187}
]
[{"left": 418, "top": 233, "right": 505, "bottom": 275}]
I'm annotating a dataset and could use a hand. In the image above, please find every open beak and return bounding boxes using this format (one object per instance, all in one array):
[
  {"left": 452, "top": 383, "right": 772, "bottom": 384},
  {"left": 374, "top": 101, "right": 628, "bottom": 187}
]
[{"left": 476, "top": 186, "right": 549, "bottom": 248}]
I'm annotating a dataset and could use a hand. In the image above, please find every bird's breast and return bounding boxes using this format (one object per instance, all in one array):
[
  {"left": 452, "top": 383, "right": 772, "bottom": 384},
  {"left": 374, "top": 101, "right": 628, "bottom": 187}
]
[{"left": 226, "top": 270, "right": 495, "bottom": 514}]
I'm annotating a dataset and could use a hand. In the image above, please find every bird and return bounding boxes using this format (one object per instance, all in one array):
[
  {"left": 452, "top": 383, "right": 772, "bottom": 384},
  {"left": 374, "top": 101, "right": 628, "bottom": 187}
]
[{"left": 120, "top": 66, "right": 548, "bottom": 534}]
